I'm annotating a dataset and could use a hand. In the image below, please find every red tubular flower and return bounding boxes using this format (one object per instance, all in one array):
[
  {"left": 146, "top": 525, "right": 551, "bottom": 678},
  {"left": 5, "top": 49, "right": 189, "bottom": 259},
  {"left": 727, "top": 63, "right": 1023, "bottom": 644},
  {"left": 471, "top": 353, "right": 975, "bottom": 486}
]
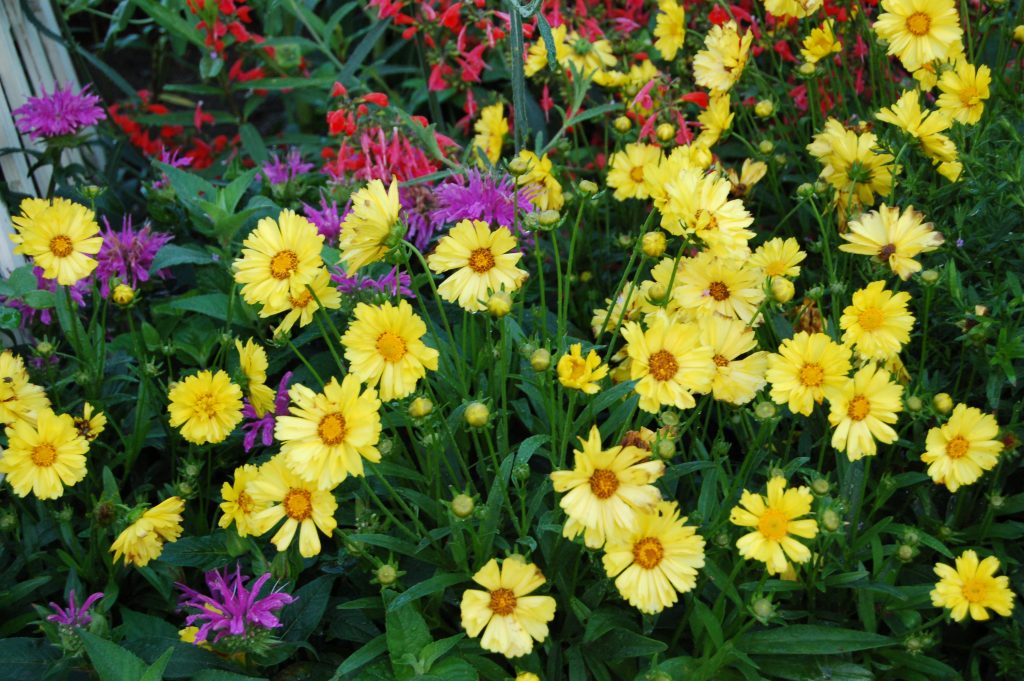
[
  {"left": 330, "top": 82, "right": 348, "bottom": 97},
  {"left": 363, "top": 92, "right": 389, "bottom": 107},
  {"left": 428, "top": 63, "right": 453, "bottom": 91},
  {"left": 774, "top": 39, "right": 797, "bottom": 63},
  {"left": 680, "top": 91, "right": 709, "bottom": 108},
  {"left": 194, "top": 101, "right": 215, "bottom": 131},
  {"left": 440, "top": 2, "right": 462, "bottom": 30}
]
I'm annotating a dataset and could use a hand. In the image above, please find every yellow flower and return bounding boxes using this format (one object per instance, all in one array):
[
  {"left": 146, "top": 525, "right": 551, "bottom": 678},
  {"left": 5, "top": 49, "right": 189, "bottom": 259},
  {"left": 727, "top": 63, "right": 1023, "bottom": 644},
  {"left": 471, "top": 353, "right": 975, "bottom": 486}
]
[
  {"left": 730, "top": 477, "right": 818, "bottom": 575},
  {"left": 936, "top": 61, "right": 991, "bottom": 125},
  {"left": 10, "top": 198, "right": 103, "bottom": 285},
  {"left": 472, "top": 103, "right": 508, "bottom": 166},
  {"left": 750, "top": 237, "right": 806, "bottom": 279},
  {"left": 167, "top": 370, "right": 244, "bottom": 445},
  {"left": 766, "top": 332, "right": 852, "bottom": 416},
  {"left": 877, "top": 90, "right": 957, "bottom": 164},
  {"left": 556, "top": 344, "right": 609, "bottom": 394},
  {"left": 827, "top": 364, "right": 904, "bottom": 461},
  {"left": 637, "top": 257, "right": 686, "bottom": 322},
  {"left": 699, "top": 317, "right": 768, "bottom": 406},
  {"left": 72, "top": 402, "right": 107, "bottom": 441},
  {"left": 725, "top": 158, "right": 768, "bottom": 198},
  {"left": 427, "top": 220, "right": 528, "bottom": 313},
  {"left": 840, "top": 204, "right": 944, "bottom": 280},
  {"left": 931, "top": 551, "right": 1015, "bottom": 622},
  {"left": 801, "top": 19, "right": 841, "bottom": 64},
  {"left": 765, "top": 0, "right": 823, "bottom": 19},
  {"left": 563, "top": 31, "right": 618, "bottom": 77},
  {"left": 525, "top": 24, "right": 569, "bottom": 77},
  {"left": 261, "top": 267, "right": 342, "bottom": 337},
  {"left": 621, "top": 316, "right": 715, "bottom": 413},
  {"left": 550, "top": 426, "right": 664, "bottom": 548},
  {"left": 219, "top": 464, "right": 266, "bottom": 537},
  {"left": 872, "top": 0, "right": 963, "bottom": 72},
  {"left": 234, "top": 210, "right": 324, "bottom": 309},
  {"left": 602, "top": 501, "right": 705, "bottom": 614},
  {"left": 0, "top": 350, "right": 50, "bottom": 427},
  {"left": 840, "top": 281, "right": 914, "bottom": 361},
  {"left": 339, "top": 179, "right": 402, "bottom": 273},
  {"left": 110, "top": 496, "right": 185, "bottom": 567},
  {"left": 515, "top": 150, "right": 564, "bottom": 211},
  {"left": 606, "top": 143, "right": 662, "bottom": 201},
  {"left": 659, "top": 172, "right": 754, "bottom": 258},
  {"left": 654, "top": 0, "right": 686, "bottom": 61},
  {"left": 675, "top": 253, "right": 765, "bottom": 324},
  {"left": 693, "top": 21, "right": 753, "bottom": 94},
  {"left": 235, "top": 338, "right": 275, "bottom": 417},
  {"left": 249, "top": 455, "right": 338, "bottom": 557},
  {"left": 591, "top": 290, "right": 641, "bottom": 338},
  {"left": 460, "top": 557, "right": 556, "bottom": 659},
  {"left": 807, "top": 119, "right": 895, "bottom": 207},
  {"left": 936, "top": 159, "right": 962, "bottom": 183},
  {"left": 0, "top": 408, "right": 88, "bottom": 499},
  {"left": 275, "top": 376, "right": 382, "bottom": 490},
  {"left": 921, "top": 404, "right": 1003, "bottom": 492},
  {"left": 341, "top": 300, "right": 439, "bottom": 401}
]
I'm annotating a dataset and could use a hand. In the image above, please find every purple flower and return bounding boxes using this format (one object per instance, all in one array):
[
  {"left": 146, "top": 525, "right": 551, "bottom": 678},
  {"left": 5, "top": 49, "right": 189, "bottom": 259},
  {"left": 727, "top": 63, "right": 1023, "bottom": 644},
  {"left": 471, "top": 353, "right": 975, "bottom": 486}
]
[
  {"left": 242, "top": 371, "right": 293, "bottom": 452},
  {"left": 1, "top": 266, "right": 88, "bottom": 327},
  {"left": 47, "top": 591, "right": 104, "bottom": 627},
  {"left": 176, "top": 565, "right": 295, "bottom": 645},
  {"left": 95, "top": 215, "right": 173, "bottom": 296},
  {"left": 430, "top": 170, "right": 536, "bottom": 238},
  {"left": 399, "top": 183, "right": 440, "bottom": 249},
  {"left": 302, "top": 194, "right": 346, "bottom": 244},
  {"left": 261, "top": 148, "right": 313, "bottom": 185},
  {"left": 153, "top": 148, "right": 194, "bottom": 189},
  {"left": 13, "top": 83, "right": 106, "bottom": 140},
  {"left": 331, "top": 266, "right": 413, "bottom": 298}
]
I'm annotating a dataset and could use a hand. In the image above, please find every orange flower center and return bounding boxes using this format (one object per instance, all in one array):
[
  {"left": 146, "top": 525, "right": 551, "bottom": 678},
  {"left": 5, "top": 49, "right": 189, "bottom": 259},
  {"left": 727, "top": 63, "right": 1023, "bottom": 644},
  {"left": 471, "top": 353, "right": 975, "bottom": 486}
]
[
  {"left": 945, "top": 435, "right": 971, "bottom": 459},
  {"left": 289, "top": 290, "right": 313, "bottom": 309},
  {"left": 632, "top": 537, "right": 665, "bottom": 569},
  {"left": 847, "top": 395, "right": 871, "bottom": 421},
  {"left": 757, "top": 508, "right": 790, "bottom": 541},
  {"left": 878, "top": 243, "right": 897, "bottom": 260},
  {"left": 648, "top": 350, "right": 679, "bottom": 381},
  {"left": 765, "top": 263, "right": 787, "bottom": 277},
  {"left": 959, "top": 86, "right": 980, "bottom": 107},
  {"left": 905, "top": 12, "right": 931, "bottom": 36},
  {"left": 31, "top": 443, "right": 57, "bottom": 467},
  {"left": 695, "top": 209, "right": 718, "bottom": 232},
  {"left": 318, "top": 413, "right": 348, "bottom": 446},
  {"left": 269, "top": 250, "right": 299, "bottom": 279},
  {"left": 630, "top": 166, "right": 645, "bottom": 183},
  {"left": 799, "top": 363, "right": 825, "bottom": 387},
  {"left": 488, "top": 588, "right": 518, "bottom": 615},
  {"left": 713, "top": 354, "right": 730, "bottom": 367},
  {"left": 707, "top": 281, "right": 730, "bottom": 301},
  {"left": 568, "top": 357, "right": 587, "bottom": 380},
  {"left": 193, "top": 393, "right": 218, "bottom": 418},
  {"left": 588, "top": 469, "right": 620, "bottom": 499},
  {"left": 49, "top": 235, "right": 74, "bottom": 258},
  {"left": 961, "top": 578, "right": 987, "bottom": 603},
  {"left": 237, "top": 491, "right": 255, "bottom": 514},
  {"left": 283, "top": 488, "right": 313, "bottom": 521},
  {"left": 375, "top": 331, "right": 407, "bottom": 362},
  {"left": 468, "top": 248, "right": 496, "bottom": 274},
  {"left": 858, "top": 307, "right": 885, "bottom": 331}
]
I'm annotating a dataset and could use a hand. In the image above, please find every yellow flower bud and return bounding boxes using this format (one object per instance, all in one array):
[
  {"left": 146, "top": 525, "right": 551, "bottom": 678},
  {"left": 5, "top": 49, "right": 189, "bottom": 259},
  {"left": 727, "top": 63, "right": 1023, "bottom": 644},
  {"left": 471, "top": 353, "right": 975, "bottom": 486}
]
[
  {"left": 112, "top": 284, "right": 135, "bottom": 306},
  {"left": 464, "top": 401, "right": 490, "bottom": 427},
  {"left": 754, "top": 99, "right": 774, "bottom": 117},
  {"left": 656, "top": 122, "right": 675, "bottom": 142},
  {"left": 578, "top": 179, "right": 599, "bottom": 195},
  {"left": 1014, "top": 25, "right": 1024, "bottom": 44},
  {"left": 641, "top": 231, "right": 667, "bottom": 258},
  {"left": 758, "top": 140, "right": 775, "bottom": 154},
  {"left": 771, "top": 277, "right": 795, "bottom": 303},
  {"left": 530, "top": 348, "right": 551, "bottom": 372},
  {"left": 451, "top": 493, "right": 475, "bottom": 518},
  {"left": 408, "top": 397, "right": 433, "bottom": 418},
  {"left": 933, "top": 393, "right": 953, "bottom": 414},
  {"left": 613, "top": 115, "right": 632, "bottom": 132},
  {"left": 487, "top": 291, "right": 513, "bottom": 318}
]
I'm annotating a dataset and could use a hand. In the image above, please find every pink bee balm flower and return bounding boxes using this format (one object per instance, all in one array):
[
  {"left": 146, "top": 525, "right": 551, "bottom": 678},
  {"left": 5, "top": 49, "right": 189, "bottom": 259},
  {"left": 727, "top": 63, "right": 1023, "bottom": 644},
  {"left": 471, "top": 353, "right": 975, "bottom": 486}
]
[
  {"left": 13, "top": 83, "right": 106, "bottom": 140},
  {"left": 176, "top": 565, "right": 295, "bottom": 645}
]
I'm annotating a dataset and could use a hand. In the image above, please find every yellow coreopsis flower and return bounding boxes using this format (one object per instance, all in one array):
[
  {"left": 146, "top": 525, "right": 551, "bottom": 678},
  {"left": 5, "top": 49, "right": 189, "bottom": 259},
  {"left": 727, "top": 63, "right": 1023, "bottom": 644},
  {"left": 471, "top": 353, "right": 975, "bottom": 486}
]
[
  {"left": 72, "top": 402, "right": 106, "bottom": 441},
  {"left": 249, "top": 455, "right": 338, "bottom": 558},
  {"left": 840, "top": 281, "right": 914, "bottom": 361},
  {"left": 0, "top": 408, "right": 88, "bottom": 499},
  {"left": 872, "top": 0, "right": 963, "bottom": 72},
  {"left": 110, "top": 496, "right": 185, "bottom": 567},
  {"left": 556, "top": 344, "right": 609, "bottom": 394},
  {"left": 606, "top": 143, "right": 662, "bottom": 201},
  {"left": 764, "top": 0, "right": 823, "bottom": 19},
  {"left": 675, "top": 253, "right": 765, "bottom": 324},
  {"left": 654, "top": 0, "right": 686, "bottom": 61},
  {"left": 840, "top": 204, "right": 944, "bottom": 280},
  {"left": 921, "top": 404, "right": 1003, "bottom": 492},
  {"left": 827, "top": 364, "right": 904, "bottom": 461},
  {"left": 602, "top": 501, "right": 706, "bottom": 614},
  {"left": 877, "top": 90, "right": 957, "bottom": 164},
  {"left": 233, "top": 210, "right": 324, "bottom": 309},
  {"left": 750, "top": 237, "right": 806, "bottom": 279},
  {"left": 808, "top": 119, "right": 895, "bottom": 207},
  {"left": 730, "top": 477, "right": 819, "bottom": 575},
  {"left": 235, "top": 338, "right": 275, "bottom": 417},
  {"left": 936, "top": 61, "right": 991, "bottom": 125},
  {"left": 0, "top": 350, "right": 50, "bottom": 427},
  {"left": 275, "top": 375, "right": 382, "bottom": 490},
  {"left": 725, "top": 158, "right": 767, "bottom": 198},
  {"left": 693, "top": 21, "right": 753, "bottom": 94},
  {"left": 621, "top": 316, "right": 715, "bottom": 413},
  {"left": 801, "top": 19, "right": 841, "bottom": 64},
  {"left": 339, "top": 178, "right": 402, "bottom": 273},
  {"left": 766, "top": 332, "right": 852, "bottom": 416},
  {"left": 167, "top": 370, "right": 244, "bottom": 445},
  {"left": 550, "top": 425, "right": 664, "bottom": 548},
  {"left": 699, "top": 317, "right": 768, "bottom": 405},
  {"left": 10, "top": 198, "right": 103, "bottom": 286},
  {"left": 525, "top": 23, "right": 569, "bottom": 77},
  {"left": 515, "top": 150, "right": 564, "bottom": 211},
  {"left": 341, "top": 300, "right": 440, "bottom": 401},
  {"left": 472, "top": 103, "right": 508, "bottom": 166},
  {"left": 460, "top": 557, "right": 556, "bottom": 659},
  {"left": 659, "top": 171, "right": 755, "bottom": 258},
  {"left": 931, "top": 551, "right": 1015, "bottom": 622},
  {"left": 696, "top": 95, "right": 735, "bottom": 149},
  {"left": 563, "top": 30, "right": 617, "bottom": 77},
  {"left": 427, "top": 220, "right": 528, "bottom": 313},
  {"left": 261, "top": 267, "right": 342, "bottom": 337},
  {"left": 219, "top": 463, "right": 266, "bottom": 537}
]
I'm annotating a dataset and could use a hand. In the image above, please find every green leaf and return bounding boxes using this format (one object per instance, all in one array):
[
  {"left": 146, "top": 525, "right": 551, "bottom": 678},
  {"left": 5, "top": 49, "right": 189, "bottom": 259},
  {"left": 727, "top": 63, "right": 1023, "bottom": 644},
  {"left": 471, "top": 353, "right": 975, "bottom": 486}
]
[
  {"left": 0, "top": 637, "right": 59, "bottom": 680},
  {"left": 21, "top": 290, "right": 54, "bottom": 309},
  {"left": 387, "top": 572, "right": 467, "bottom": 612},
  {"left": 159, "top": 533, "right": 233, "bottom": 570},
  {"left": 132, "top": 0, "right": 205, "bottom": 48},
  {"left": 280, "top": 575, "right": 336, "bottom": 642},
  {"left": 140, "top": 646, "right": 176, "bottom": 681},
  {"left": 340, "top": 20, "right": 391, "bottom": 85},
  {"left": 154, "top": 294, "right": 232, "bottom": 322},
  {"left": 588, "top": 629, "right": 667, "bottom": 657},
  {"left": 240, "top": 124, "right": 269, "bottom": 164},
  {"left": 383, "top": 591, "right": 431, "bottom": 673},
  {"left": 149, "top": 244, "right": 218, "bottom": 272},
  {"left": 515, "top": 434, "right": 549, "bottom": 464},
  {"left": 330, "top": 634, "right": 387, "bottom": 678},
  {"left": 534, "top": 13, "right": 559, "bottom": 71},
  {"left": 193, "top": 672, "right": 268, "bottom": 681},
  {"left": 420, "top": 657, "right": 478, "bottom": 681},
  {"left": 7, "top": 265, "right": 37, "bottom": 296},
  {"left": 419, "top": 634, "right": 465, "bottom": 671},
  {"left": 80, "top": 630, "right": 148, "bottom": 681},
  {"left": 737, "top": 625, "right": 896, "bottom": 655}
]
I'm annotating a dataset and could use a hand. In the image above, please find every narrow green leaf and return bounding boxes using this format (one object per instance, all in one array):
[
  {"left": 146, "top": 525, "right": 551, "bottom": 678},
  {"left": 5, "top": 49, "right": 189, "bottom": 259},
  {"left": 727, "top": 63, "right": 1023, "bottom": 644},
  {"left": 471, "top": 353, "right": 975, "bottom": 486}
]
[{"left": 737, "top": 625, "right": 896, "bottom": 655}]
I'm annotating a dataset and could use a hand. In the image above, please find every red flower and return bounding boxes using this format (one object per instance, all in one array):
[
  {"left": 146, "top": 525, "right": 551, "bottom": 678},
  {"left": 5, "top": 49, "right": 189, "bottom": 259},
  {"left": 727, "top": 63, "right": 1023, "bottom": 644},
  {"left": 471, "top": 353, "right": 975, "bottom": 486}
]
[
  {"left": 362, "top": 92, "right": 389, "bottom": 107},
  {"left": 194, "top": 101, "right": 215, "bottom": 131}
]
